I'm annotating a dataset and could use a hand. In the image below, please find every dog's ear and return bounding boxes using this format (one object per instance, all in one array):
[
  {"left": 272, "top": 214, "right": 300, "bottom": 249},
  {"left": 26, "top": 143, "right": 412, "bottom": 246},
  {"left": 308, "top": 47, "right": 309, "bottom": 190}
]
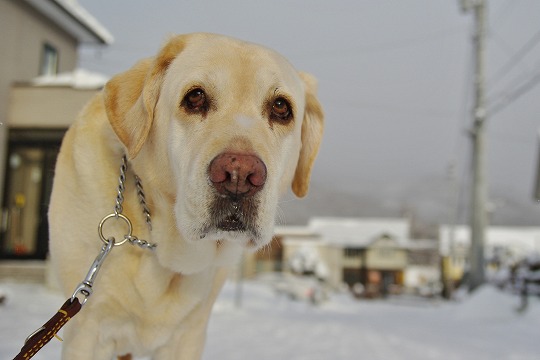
[
  {"left": 291, "top": 72, "right": 324, "bottom": 198},
  {"left": 103, "top": 36, "right": 187, "bottom": 159}
]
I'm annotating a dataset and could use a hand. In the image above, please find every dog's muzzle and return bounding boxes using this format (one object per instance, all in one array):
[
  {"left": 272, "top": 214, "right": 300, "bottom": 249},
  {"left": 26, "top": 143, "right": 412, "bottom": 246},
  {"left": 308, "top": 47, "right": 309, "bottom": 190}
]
[{"left": 208, "top": 152, "right": 266, "bottom": 233}]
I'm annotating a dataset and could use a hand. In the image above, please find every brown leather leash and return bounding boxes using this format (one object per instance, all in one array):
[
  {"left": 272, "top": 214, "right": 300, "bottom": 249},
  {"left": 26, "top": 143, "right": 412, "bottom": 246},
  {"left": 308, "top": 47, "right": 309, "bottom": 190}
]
[
  {"left": 13, "top": 298, "right": 82, "bottom": 360},
  {"left": 11, "top": 237, "right": 114, "bottom": 360}
]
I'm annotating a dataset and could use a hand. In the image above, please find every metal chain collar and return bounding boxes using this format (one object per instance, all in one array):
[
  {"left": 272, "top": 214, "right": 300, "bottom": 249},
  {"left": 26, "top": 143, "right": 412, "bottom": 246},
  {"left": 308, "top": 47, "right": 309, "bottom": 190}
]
[
  {"left": 72, "top": 155, "right": 157, "bottom": 305},
  {"left": 109, "top": 155, "right": 156, "bottom": 249}
]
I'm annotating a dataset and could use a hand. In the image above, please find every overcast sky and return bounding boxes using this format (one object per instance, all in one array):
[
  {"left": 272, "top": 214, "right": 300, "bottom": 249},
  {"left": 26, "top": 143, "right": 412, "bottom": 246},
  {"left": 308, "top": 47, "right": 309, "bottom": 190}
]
[{"left": 77, "top": 0, "right": 540, "bottom": 226}]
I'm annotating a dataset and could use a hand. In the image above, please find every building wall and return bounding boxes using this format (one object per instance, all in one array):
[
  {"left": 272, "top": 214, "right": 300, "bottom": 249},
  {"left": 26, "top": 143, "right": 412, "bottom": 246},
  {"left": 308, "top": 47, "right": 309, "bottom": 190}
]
[
  {"left": 9, "top": 86, "right": 99, "bottom": 128},
  {"left": 0, "top": 0, "right": 78, "bottom": 199},
  {"left": 0, "top": 0, "right": 78, "bottom": 84},
  {"left": 365, "top": 237, "right": 407, "bottom": 270},
  {"left": 366, "top": 247, "right": 407, "bottom": 270},
  {"left": 404, "top": 265, "right": 441, "bottom": 289},
  {"left": 321, "top": 246, "right": 343, "bottom": 287}
]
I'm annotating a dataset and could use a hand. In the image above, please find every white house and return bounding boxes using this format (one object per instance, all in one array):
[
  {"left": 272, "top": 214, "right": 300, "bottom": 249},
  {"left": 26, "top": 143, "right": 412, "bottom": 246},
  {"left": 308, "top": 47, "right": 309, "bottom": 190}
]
[
  {"left": 277, "top": 217, "right": 440, "bottom": 296},
  {"left": 439, "top": 225, "right": 540, "bottom": 281}
]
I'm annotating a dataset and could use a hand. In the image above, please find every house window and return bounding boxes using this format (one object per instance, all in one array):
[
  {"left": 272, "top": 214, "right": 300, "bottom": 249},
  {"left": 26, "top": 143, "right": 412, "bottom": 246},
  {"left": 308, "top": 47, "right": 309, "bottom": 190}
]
[
  {"left": 40, "top": 44, "right": 58, "bottom": 76},
  {"left": 344, "top": 247, "right": 363, "bottom": 258}
]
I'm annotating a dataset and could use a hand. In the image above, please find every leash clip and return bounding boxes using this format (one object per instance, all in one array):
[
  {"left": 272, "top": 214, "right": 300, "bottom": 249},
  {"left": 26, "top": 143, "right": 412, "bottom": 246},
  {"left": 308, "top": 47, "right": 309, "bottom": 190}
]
[{"left": 70, "top": 238, "right": 115, "bottom": 305}]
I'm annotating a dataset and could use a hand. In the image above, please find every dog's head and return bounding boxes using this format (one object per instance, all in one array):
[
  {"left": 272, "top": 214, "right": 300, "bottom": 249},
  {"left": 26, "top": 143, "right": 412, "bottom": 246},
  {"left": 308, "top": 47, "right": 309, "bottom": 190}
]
[{"left": 104, "top": 33, "right": 323, "bottom": 270}]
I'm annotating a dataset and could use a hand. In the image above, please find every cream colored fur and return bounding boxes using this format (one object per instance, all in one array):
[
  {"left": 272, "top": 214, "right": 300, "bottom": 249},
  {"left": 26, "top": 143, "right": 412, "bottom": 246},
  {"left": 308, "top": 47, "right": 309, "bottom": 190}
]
[{"left": 48, "top": 33, "right": 323, "bottom": 359}]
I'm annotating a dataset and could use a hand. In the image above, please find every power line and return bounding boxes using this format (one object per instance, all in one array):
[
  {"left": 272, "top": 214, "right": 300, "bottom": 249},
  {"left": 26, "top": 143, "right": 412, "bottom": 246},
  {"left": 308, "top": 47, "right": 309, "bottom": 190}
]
[
  {"left": 488, "top": 59, "right": 540, "bottom": 103},
  {"left": 487, "top": 27, "right": 540, "bottom": 88},
  {"left": 488, "top": 70, "right": 540, "bottom": 115}
]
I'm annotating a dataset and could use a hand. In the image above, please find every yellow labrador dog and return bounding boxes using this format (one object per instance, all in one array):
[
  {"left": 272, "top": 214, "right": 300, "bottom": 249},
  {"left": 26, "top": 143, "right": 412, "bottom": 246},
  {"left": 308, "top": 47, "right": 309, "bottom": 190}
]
[{"left": 48, "top": 33, "right": 323, "bottom": 359}]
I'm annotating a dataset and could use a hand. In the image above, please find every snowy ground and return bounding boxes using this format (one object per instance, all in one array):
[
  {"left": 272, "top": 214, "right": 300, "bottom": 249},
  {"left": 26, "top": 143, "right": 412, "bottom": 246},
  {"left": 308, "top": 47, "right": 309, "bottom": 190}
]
[{"left": 1, "top": 280, "right": 539, "bottom": 360}]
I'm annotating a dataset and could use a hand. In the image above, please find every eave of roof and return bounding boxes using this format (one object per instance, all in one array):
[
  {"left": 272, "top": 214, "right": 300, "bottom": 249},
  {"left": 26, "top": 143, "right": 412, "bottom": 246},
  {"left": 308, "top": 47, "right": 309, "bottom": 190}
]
[{"left": 23, "top": 0, "right": 113, "bottom": 45}]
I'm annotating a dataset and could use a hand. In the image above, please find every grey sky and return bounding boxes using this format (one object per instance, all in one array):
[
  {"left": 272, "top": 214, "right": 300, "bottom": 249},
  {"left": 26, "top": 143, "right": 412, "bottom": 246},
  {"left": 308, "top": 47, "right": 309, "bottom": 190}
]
[{"left": 77, "top": 0, "right": 540, "bottom": 226}]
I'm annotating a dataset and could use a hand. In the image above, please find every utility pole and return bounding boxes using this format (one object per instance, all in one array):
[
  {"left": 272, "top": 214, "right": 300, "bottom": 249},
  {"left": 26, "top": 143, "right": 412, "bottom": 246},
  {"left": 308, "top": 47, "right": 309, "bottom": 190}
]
[
  {"left": 443, "top": 162, "right": 458, "bottom": 299},
  {"left": 460, "top": 0, "right": 488, "bottom": 291}
]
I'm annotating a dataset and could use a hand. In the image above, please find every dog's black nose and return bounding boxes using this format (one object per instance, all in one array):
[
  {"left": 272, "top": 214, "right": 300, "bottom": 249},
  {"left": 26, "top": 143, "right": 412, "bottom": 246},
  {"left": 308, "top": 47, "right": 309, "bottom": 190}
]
[{"left": 209, "top": 153, "right": 266, "bottom": 197}]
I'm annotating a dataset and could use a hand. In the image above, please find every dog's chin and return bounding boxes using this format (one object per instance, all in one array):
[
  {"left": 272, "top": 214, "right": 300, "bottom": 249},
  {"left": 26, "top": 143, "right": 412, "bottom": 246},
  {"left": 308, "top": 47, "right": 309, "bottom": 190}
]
[
  {"left": 199, "top": 222, "right": 260, "bottom": 248},
  {"left": 216, "top": 214, "right": 246, "bottom": 232},
  {"left": 192, "top": 211, "right": 272, "bottom": 251},
  {"left": 193, "top": 193, "right": 268, "bottom": 248}
]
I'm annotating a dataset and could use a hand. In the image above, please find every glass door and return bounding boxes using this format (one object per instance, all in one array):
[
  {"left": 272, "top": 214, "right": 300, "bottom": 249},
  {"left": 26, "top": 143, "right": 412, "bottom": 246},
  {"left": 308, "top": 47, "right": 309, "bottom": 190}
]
[
  {"left": 1, "top": 129, "right": 64, "bottom": 259},
  {"left": 2, "top": 148, "right": 45, "bottom": 256}
]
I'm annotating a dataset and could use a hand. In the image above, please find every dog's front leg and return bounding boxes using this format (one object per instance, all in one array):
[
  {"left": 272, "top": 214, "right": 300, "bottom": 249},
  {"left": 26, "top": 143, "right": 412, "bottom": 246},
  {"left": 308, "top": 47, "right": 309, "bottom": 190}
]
[
  {"left": 153, "top": 268, "right": 229, "bottom": 360},
  {"left": 152, "top": 316, "right": 208, "bottom": 360},
  {"left": 61, "top": 316, "right": 115, "bottom": 360}
]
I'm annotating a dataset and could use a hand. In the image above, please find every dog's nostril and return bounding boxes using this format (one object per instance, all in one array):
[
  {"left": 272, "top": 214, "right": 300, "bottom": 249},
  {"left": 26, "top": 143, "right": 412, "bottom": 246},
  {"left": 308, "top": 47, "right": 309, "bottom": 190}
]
[
  {"left": 247, "top": 171, "right": 265, "bottom": 187},
  {"left": 209, "top": 153, "right": 267, "bottom": 196}
]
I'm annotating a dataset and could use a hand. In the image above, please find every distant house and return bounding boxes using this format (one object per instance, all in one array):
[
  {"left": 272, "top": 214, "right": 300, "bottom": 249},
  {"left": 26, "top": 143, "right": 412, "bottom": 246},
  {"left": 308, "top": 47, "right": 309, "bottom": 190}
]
[
  {"left": 0, "top": 0, "right": 112, "bottom": 262},
  {"left": 403, "top": 238, "right": 441, "bottom": 296},
  {"left": 306, "top": 218, "right": 409, "bottom": 296},
  {"left": 242, "top": 226, "right": 320, "bottom": 278},
  {"left": 243, "top": 217, "right": 440, "bottom": 297},
  {"left": 439, "top": 225, "right": 540, "bottom": 283}
]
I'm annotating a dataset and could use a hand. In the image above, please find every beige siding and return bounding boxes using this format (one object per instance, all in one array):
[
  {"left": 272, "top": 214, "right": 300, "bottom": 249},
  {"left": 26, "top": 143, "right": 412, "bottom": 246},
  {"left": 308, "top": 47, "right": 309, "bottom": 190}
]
[
  {"left": 0, "top": 0, "right": 78, "bottom": 85},
  {"left": 366, "top": 248, "right": 407, "bottom": 270},
  {"left": 366, "top": 237, "right": 408, "bottom": 270},
  {"left": 8, "top": 86, "right": 99, "bottom": 128},
  {"left": 324, "top": 247, "right": 344, "bottom": 287}
]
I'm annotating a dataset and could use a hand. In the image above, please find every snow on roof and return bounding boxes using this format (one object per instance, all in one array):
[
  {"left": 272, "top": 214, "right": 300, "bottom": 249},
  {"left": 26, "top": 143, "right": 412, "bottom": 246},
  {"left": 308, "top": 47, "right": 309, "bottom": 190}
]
[
  {"left": 24, "top": 0, "right": 113, "bottom": 44},
  {"left": 308, "top": 217, "right": 410, "bottom": 247},
  {"left": 439, "top": 225, "right": 540, "bottom": 258},
  {"left": 32, "top": 69, "right": 109, "bottom": 89},
  {"left": 274, "top": 225, "right": 315, "bottom": 237}
]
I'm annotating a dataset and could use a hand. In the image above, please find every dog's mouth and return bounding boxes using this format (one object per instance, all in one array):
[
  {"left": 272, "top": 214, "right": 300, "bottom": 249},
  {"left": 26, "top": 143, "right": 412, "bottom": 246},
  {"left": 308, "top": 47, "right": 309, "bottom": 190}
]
[
  {"left": 217, "top": 214, "right": 246, "bottom": 232},
  {"left": 200, "top": 195, "right": 260, "bottom": 241}
]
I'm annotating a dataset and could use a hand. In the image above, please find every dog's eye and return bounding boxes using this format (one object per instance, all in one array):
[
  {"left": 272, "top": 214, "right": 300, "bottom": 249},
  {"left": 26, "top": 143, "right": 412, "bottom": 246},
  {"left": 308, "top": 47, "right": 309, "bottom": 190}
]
[
  {"left": 183, "top": 88, "right": 208, "bottom": 113},
  {"left": 270, "top": 97, "right": 292, "bottom": 122}
]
